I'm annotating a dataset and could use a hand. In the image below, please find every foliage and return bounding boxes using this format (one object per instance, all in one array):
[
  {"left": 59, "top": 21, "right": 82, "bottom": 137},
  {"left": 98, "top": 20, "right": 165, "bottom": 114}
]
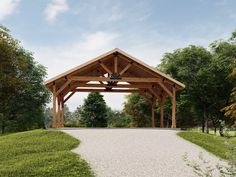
[
  {"left": 107, "top": 108, "right": 132, "bottom": 127},
  {"left": 222, "top": 61, "right": 236, "bottom": 127},
  {"left": 177, "top": 131, "right": 236, "bottom": 160},
  {"left": 64, "top": 121, "right": 86, "bottom": 127},
  {"left": 124, "top": 93, "right": 152, "bottom": 127},
  {"left": 0, "top": 25, "right": 50, "bottom": 133},
  {"left": 159, "top": 46, "right": 212, "bottom": 129},
  {"left": 80, "top": 92, "right": 108, "bottom": 127},
  {"left": 159, "top": 31, "right": 236, "bottom": 132},
  {"left": 0, "top": 129, "right": 94, "bottom": 177}
]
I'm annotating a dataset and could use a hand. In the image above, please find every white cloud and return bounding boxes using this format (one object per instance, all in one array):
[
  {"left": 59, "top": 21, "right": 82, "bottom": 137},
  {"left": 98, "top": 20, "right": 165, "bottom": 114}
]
[
  {"left": 44, "top": 0, "right": 69, "bottom": 23},
  {"left": 25, "top": 31, "right": 120, "bottom": 111},
  {"left": 0, "top": 0, "right": 20, "bottom": 20},
  {"left": 24, "top": 25, "right": 229, "bottom": 111}
]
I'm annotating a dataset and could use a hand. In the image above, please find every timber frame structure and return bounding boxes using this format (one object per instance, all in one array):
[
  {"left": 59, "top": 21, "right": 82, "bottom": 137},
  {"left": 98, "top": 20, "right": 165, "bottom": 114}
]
[{"left": 44, "top": 48, "right": 185, "bottom": 128}]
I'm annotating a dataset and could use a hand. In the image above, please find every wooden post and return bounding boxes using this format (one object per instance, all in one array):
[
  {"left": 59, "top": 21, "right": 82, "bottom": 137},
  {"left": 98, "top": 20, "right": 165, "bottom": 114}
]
[
  {"left": 152, "top": 99, "right": 156, "bottom": 128},
  {"left": 52, "top": 84, "right": 57, "bottom": 128},
  {"left": 57, "top": 96, "right": 61, "bottom": 128},
  {"left": 114, "top": 56, "right": 118, "bottom": 73},
  {"left": 171, "top": 87, "right": 176, "bottom": 128},
  {"left": 61, "top": 97, "right": 64, "bottom": 128},
  {"left": 160, "top": 96, "right": 165, "bottom": 128}
]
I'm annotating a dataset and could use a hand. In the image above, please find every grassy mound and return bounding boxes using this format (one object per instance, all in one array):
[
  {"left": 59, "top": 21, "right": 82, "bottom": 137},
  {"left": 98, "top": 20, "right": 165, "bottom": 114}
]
[
  {"left": 177, "top": 131, "right": 236, "bottom": 160},
  {"left": 0, "top": 129, "right": 95, "bottom": 177}
]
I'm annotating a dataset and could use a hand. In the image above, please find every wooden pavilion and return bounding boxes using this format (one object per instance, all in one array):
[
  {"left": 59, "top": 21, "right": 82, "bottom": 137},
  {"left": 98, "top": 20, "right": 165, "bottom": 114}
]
[{"left": 44, "top": 48, "right": 185, "bottom": 128}]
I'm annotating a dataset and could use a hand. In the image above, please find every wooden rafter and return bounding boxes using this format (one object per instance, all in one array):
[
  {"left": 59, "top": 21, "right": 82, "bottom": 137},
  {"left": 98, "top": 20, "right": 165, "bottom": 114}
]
[
  {"left": 55, "top": 79, "right": 71, "bottom": 96},
  {"left": 64, "top": 90, "right": 76, "bottom": 103},
  {"left": 99, "top": 61, "right": 112, "bottom": 75},
  {"left": 158, "top": 82, "right": 173, "bottom": 97},
  {"left": 119, "top": 62, "right": 132, "bottom": 75}
]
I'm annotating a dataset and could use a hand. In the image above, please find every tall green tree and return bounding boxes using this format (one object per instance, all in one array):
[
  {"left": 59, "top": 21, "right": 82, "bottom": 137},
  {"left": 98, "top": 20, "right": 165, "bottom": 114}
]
[
  {"left": 80, "top": 92, "right": 108, "bottom": 127},
  {"left": 222, "top": 61, "right": 236, "bottom": 127},
  {"left": 0, "top": 25, "right": 49, "bottom": 133},
  {"left": 159, "top": 30, "right": 236, "bottom": 132},
  {"left": 159, "top": 45, "right": 212, "bottom": 131},
  {"left": 124, "top": 93, "right": 152, "bottom": 127}
]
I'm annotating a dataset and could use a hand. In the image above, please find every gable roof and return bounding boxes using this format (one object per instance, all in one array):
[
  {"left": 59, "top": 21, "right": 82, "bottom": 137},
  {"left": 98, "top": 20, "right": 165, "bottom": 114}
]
[{"left": 44, "top": 48, "right": 185, "bottom": 89}]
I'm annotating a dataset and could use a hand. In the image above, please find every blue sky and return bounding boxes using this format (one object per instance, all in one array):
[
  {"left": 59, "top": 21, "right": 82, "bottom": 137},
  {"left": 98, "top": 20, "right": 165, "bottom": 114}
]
[{"left": 1, "top": 0, "right": 236, "bottom": 111}]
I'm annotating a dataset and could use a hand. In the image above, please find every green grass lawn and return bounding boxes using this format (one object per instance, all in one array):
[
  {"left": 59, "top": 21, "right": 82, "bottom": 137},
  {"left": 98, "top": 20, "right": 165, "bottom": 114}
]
[
  {"left": 0, "top": 129, "right": 95, "bottom": 177},
  {"left": 177, "top": 131, "right": 236, "bottom": 160}
]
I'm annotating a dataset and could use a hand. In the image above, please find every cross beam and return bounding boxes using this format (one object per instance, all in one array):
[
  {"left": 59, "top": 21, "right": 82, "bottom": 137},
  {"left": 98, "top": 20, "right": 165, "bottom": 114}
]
[
  {"left": 76, "top": 83, "right": 154, "bottom": 89},
  {"left": 75, "top": 88, "right": 141, "bottom": 93},
  {"left": 70, "top": 76, "right": 161, "bottom": 83}
]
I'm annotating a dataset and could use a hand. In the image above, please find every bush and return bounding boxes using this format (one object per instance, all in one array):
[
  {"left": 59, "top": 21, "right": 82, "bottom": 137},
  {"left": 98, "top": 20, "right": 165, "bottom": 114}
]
[{"left": 64, "top": 121, "right": 86, "bottom": 128}]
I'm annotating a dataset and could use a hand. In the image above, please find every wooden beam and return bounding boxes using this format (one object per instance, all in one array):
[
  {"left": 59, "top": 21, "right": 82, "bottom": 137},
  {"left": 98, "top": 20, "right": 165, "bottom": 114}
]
[
  {"left": 57, "top": 96, "right": 61, "bottom": 128},
  {"left": 152, "top": 99, "right": 157, "bottom": 128},
  {"left": 75, "top": 88, "right": 140, "bottom": 93},
  {"left": 64, "top": 90, "right": 76, "bottom": 103},
  {"left": 160, "top": 96, "right": 165, "bottom": 128},
  {"left": 148, "top": 88, "right": 161, "bottom": 101},
  {"left": 114, "top": 56, "right": 118, "bottom": 73},
  {"left": 55, "top": 80, "right": 71, "bottom": 96},
  {"left": 52, "top": 85, "right": 57, "bottom": 128},
  {"left": 70, "top": 76, "right": 161, "bottom": 83},
  {"left": 158, "top": 82, "right": 173, "bottom": 97},
  {"left": 99, "top": 62, "right": 113, "bottom": 75},
  {"left": 171, "top": 87, "right": 176, "bottom": 128},
  {"left": 76, "top": 83, "right": 153, "bottom": 89},
  {"left": 119, "top": 63, "right": 132, "bottom": 75},
  {"left": 61, "top": 97, "right": 64, "bottom": 128}
]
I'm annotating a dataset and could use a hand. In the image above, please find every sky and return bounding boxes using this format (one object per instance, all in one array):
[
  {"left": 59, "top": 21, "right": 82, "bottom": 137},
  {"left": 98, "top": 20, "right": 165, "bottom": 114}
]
[{"left": 0, "top": 0, "right": 236, "bottom": 111}]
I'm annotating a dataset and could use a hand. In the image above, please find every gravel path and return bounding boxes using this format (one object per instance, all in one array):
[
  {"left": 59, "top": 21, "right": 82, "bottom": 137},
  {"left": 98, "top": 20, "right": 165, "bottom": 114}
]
[{"left": 62, "top": 128, "right": 225, "bottom": 177}]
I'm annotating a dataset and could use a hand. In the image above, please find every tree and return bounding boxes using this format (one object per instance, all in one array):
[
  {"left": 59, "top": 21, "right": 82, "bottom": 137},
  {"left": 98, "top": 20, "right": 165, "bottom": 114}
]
[
  {"left": 0, "top": 25, "right": 49, "bottom": 133},
  {"left": 106, "top": 108, "right": 132, "bottom": 127},
  {"left": 207, "top": 32, "right": 236, "bottom": 132},
  {"left": 80, "top": 92, "right": 108, "bottom": 127},
  {"left": 124, "top": 93, "right": 152, "bottom": 127},
  {"left": 222, "top": 61, "right": 236, "bottom": 127},
  {"left": 159, "top": 45, "right": 212, "bottom": 131},
  {"left": 158, "top": 30, "right": 236, "bottom": 133}
]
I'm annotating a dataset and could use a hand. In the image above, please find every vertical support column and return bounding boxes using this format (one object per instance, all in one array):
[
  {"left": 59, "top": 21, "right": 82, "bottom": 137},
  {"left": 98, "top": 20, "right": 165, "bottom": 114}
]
[
  {"left": 114, "top": 55, "right": 118, "bottom": 73},
  {"left": 52, "top": 84, "right": 57, "bottom": 128},
  {"left": 171, "top": 87, "right": 176, "bottom": 128},
  {"left": 57, "top": 96, "right": 61, "bottom": 128},
  {"left": 152, "top": 99, "right": 156, "bottom": 128},
  {"left": 61, "top": 97, "right": 64, "bottom": 128},
  {"left": 160, "top": 96, "right": 165, "bottom": 128}
]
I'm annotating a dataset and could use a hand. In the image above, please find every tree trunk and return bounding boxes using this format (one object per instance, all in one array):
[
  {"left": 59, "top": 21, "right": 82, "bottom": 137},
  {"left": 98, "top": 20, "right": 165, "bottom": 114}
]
[
  {"left": 202, "top": 105, "right": 206, "bottom": 133},
  {"left": 202, "top": 117, "right": 205, "bottom": 133},
  {"left": 205, "top": 119, "right": 209, "bottom": 134},
  {"left": 219, "top": 125, "right": 224, "bottom": 137},
  {"left": 1, "top": 122, "right": 5, "bottom": 134}
]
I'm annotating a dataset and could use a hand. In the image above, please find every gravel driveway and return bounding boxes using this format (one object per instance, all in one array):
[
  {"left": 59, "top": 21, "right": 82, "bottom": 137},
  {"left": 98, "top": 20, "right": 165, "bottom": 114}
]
[{"left": 62, "top": 128, "right": 225, "bottom": 177}]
